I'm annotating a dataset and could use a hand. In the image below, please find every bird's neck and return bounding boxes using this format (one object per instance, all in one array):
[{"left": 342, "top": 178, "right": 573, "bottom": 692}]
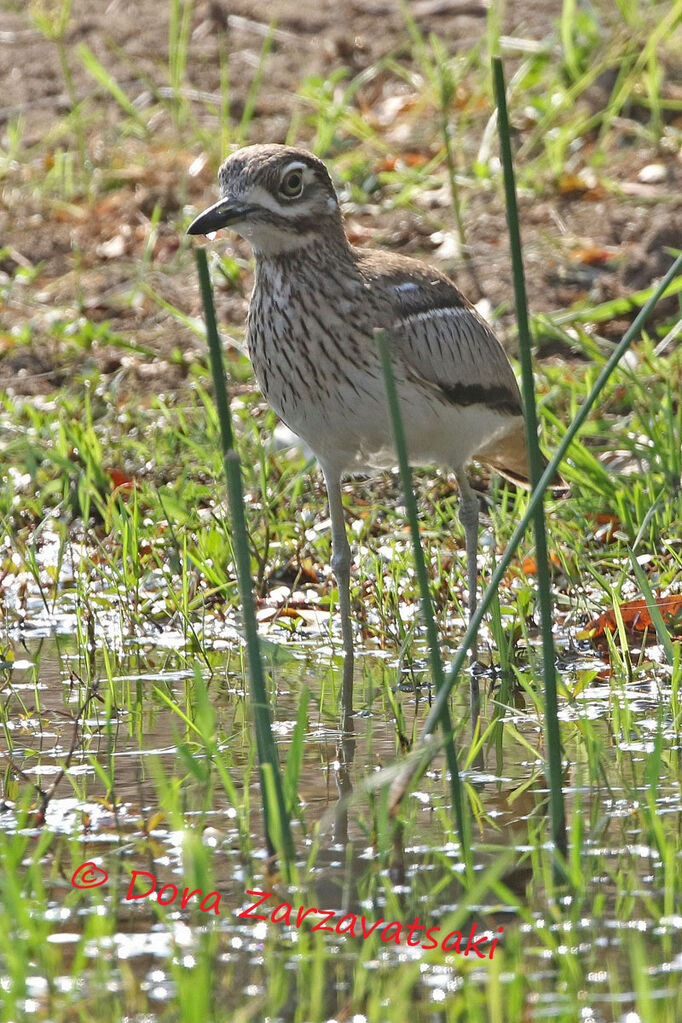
[{"left": 252, "top": 229, "right": 357, "bottom": 272}]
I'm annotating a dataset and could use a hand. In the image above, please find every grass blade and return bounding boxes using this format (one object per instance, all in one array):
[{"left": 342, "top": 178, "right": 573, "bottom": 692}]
[
  {"left": 533, "top": 274, "right": 682, "bottom": 331},
  {"left": 194, "top": 248, "right": 294, "bottom": 866},
  {"left": 493, "top": 55, "right": 567, "bottom": 863},
  {"left": 77, "top": 44, "right": 146, "bottom": 125},
  {"left": 375, "top": 327, "right": 471, "bottom": 872}
]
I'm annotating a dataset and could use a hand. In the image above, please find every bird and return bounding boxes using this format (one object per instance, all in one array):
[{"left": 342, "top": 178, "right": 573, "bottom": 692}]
[{"left": 187, "top": 143, "right": 533, "bottom": 720}]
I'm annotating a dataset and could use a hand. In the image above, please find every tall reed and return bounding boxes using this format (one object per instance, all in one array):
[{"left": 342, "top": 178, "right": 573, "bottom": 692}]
[
  {"left": 194, "top": 249, "right": 294, "bottom": 866},
  {"left": 493, "top": 55, "right": 567, "bottom": 861},
  {"left": 376, "top": 328, "right": 471, "bottom": 871}
]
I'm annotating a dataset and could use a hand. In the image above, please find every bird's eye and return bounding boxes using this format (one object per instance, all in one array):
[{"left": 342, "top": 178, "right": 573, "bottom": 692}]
[{"left": 280, "top": 169, "right": 304, "bottom": 198}]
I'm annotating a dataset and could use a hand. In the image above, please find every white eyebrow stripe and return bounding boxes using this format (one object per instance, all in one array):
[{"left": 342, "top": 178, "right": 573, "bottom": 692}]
[{"left": 281, "top": 161, "right": 308, "bottom": 176}]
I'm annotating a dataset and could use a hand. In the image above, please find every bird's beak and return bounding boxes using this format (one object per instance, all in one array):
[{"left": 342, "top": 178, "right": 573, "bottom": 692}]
[{"left": 186, "top": 197, "right": 252, "bottom": 236}]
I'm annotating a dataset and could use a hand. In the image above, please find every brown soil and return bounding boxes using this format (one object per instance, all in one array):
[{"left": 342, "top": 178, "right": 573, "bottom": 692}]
[{"left": 1, "top": 0, "right": 681, "bottom": 397}]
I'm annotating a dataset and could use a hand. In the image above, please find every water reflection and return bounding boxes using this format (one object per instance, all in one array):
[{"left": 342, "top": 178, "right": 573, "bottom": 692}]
[{"left": 1, "top": 630, "right": 681, "bottom": 1020}]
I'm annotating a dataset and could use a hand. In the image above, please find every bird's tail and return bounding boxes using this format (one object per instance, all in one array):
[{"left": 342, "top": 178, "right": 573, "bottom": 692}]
[{"left": 477, "top": 422, "right": 564, "bottom": 491}]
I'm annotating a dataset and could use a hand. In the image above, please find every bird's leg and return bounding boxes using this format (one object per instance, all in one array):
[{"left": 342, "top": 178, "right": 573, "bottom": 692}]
[
  {"left": 322, "top": 466, "right": 354, "bottom": 730},
  {"left": 455, "top": 470, "right": 481, "bottom": 649},
  {"left": 455, "top": 469, "right": 481, "bottom": 727}
]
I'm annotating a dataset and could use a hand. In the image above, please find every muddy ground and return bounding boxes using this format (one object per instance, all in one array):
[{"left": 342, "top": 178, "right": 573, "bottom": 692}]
[{"left": 1, "top": 0, "right": 681, "bottom": 397}]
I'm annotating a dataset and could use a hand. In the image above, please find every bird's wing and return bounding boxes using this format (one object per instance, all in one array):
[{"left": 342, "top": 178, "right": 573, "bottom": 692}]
[{"left": 358, "top": 250, "right": 523, "bottom": 417}]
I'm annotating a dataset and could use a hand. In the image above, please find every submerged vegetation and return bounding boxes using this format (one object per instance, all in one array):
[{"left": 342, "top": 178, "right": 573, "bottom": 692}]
[{"left": 1, "top": 0, "right": 682, "bottom": 1019}]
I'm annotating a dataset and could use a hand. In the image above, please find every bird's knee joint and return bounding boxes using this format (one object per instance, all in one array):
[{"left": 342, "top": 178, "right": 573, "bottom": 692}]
[
  {"left": 459, "top": 497, "right": 480, "bottom": 530},
  {"left": 331, "top": 548, "right": 351, "bottom": 579}
]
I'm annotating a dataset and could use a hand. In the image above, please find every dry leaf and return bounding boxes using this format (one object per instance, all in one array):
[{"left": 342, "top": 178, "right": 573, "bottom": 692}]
[
  {"left": 591, "top": 512, "right": 622, "bottom": 542},
  {"left": 581, "top": 594, "right": 682, "bottom": 640},
  {"left": 521, "top": 552, "right": 562, "bottom": 576},
  {"left": 107, "top": 469, "right": 135, "bottom": 491},
  {"left": 570, "top": 247, "right": 614, "bottom": 266},
  {"left": 557, "top": 173, "right": 605, "bottom": 200},
  {"left": 376, "top": 152, "right": 429, "bottom": 172}
]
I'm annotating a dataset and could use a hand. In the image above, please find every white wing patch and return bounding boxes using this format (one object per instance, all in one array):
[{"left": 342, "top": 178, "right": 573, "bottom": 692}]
[{"left": 395, "top": 306, "right": 469, "bottom": 328}]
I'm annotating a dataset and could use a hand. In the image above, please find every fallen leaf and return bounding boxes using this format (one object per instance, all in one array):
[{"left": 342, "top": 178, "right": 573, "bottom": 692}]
[
  {"left": 557, "top": 172, "right": 605, "bottom": 200},
  {"left": 570, "top": 246, "right": 615, "bottom": 266},
  {"left": 297, "top": 558, "right": 320, "bottom": 585},
  {"left": 580, "top": 594, "right": 682, "bottom": 640},
  {"left": 590, "top": 512, "right": 623, "bottom": 542},
  {"left": 377, "top": 152, "right": 430, "bottom": 172},
  {"left": 522, "top": 552, "right": 562, "bottom": 576},
  {"left": 107, "top": 469, "right": 135, "bottom": 491}
]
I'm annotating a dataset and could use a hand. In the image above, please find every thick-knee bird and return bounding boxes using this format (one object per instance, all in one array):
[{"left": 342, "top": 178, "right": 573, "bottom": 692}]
[{"left": 188, "top": 144, "right": 532, "bottom": 715}]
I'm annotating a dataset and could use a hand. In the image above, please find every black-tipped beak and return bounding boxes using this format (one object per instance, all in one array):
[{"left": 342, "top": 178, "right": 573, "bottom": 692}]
[{"left": 186, "top": 197, "right": 252, "bottom": 236}]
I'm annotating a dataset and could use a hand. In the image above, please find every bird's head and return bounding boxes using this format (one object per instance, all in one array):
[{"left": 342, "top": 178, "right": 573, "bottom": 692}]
[{"left": 187, "top": 144, "right": 344, "bottom": 256}]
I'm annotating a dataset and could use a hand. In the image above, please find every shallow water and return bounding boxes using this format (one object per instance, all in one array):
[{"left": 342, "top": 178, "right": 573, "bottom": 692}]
[{"left": 2, "top": 589, "right": 681, "bottom": 1023}]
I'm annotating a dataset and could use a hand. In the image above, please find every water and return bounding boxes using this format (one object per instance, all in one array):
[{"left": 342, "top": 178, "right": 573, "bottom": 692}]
[{"left": 1, "top": 560, "right": 681, "bottom": 1021}]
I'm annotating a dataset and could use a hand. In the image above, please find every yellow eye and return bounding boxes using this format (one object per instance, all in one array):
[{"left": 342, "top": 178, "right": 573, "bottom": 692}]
[{"left": 280, "top": 169, "right": 304, "bottom": 198}]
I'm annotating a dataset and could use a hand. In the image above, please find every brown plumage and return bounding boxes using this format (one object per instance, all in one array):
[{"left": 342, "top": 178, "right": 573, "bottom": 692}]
[{"left": 188, "top": 144, "right": 538, "bottom": 715}]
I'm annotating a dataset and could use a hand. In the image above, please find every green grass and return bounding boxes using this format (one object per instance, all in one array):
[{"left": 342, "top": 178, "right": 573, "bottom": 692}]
[{"left": 2, "top": 0, "right": 682, "bottom": 1019}]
